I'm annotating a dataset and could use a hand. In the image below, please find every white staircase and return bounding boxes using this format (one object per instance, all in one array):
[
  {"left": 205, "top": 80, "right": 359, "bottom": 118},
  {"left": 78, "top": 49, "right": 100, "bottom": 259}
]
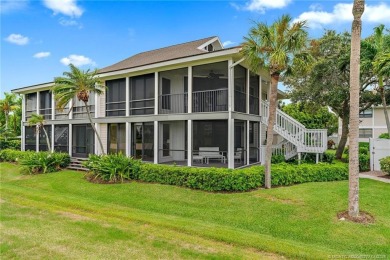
[{"left": 260, "top": 100, "right": 327, "bottom": 159}]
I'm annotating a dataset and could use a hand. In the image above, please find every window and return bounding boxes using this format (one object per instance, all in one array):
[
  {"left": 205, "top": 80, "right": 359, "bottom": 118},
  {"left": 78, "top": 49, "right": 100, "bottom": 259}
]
[
  {"left": 234, "top": 65, "right": 246, "bottom": 113},
  {"left": 39, "top": 91, "right": 52, "bottom": 119},
  {"left": 25, "top": 126, "right": 36, "bottom": 151},
  {"left": 108, "top": 123, "right": 126, "bottom": 154},
  {"left": 161, "top": 78, "right": 171, "bottom": 110},
  {"left": 39, "top": 125, "right": 52, "bottom": 151},
  {"left": 26, "top": 93, "right": 37, "bottom": 120},
  {"left": 359, "top": 108, "right": 373, "bottom": 118},
  {"left": 129, "top": 74, "right": 155, "bottom": 115},
  {"left": 132, "top": 122, "right": 154, "bottom": 161},
  {"left": 359, "top": 128, "right": 373, "bottom": 138},
  {"left": 54, "top": 125, "right": 69, "bottom": 152},
  {"left": 249, "top": 73, "right": 259, "bottom": 115},
  {"left": 73, "top": 92, "right": 95, "bottom": 119},
  {"left": 106, "top": 78, "right": 126, "bottom": 116}
]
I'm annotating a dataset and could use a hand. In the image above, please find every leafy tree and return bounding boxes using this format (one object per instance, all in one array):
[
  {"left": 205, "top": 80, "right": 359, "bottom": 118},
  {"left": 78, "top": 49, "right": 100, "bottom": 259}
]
[
  {"left": 0, "top": 92, "right": 20, "bottom": 139},
  {"left": 284, "top": 30, "right": 379, "bottom": 160},
  {"left": 28, "top": 113, "right": 52, "bottom": 153},
  {"left": 348, "top": 0, "right": 365, "bottom": 218},
  {"left": 52, "top": 64, "right": 106, "bottom": 155},
  {"left": 281, "top": 102, "right": 338, "bottom": 136},
  {"left": 361, "top": 24, "right": 390, "bottom": 135},
  {"left": 241, "top": 15, "right": 310, "bottom": 188}
]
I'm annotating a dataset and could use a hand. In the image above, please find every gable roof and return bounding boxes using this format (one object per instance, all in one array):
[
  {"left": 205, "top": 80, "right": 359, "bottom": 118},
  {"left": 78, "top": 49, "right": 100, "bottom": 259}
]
[{"left": 99, "top": 36, "right": 220, "bottom": 74}]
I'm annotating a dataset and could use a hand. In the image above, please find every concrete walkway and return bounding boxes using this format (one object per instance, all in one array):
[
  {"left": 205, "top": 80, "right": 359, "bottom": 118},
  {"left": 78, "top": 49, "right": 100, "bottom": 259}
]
[{"left": 360, "top": 174, "right": 390, "bottom": 183}]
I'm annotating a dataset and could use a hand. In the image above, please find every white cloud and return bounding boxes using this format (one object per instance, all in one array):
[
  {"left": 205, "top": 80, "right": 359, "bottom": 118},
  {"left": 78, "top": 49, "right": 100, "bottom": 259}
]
[
  {"left": 232, "top": 0, "right": 291, "bottom": 12},
  {"left": 5, "top": 34, "right": 29, "bottom": 45},
  {"left": 43, "top": 0, "right": 83, "bottom": 17},
  {"left": 59, "top": 17, "right": 83, "bottom": 28},
  {"left": 294, "top": 3, "right": 390, "bottom": 29},
  {"left": 60, "top": 55, "right": 96, "bottom": 67},
  {"left": 33, "top": 52, "right": 51, "bottom": 58},
  {"left": 223, "top": 40, "right": 236, "bottom": 47},
  {"left": 0, "top": 0, "right": 28, "bottom": 14}
]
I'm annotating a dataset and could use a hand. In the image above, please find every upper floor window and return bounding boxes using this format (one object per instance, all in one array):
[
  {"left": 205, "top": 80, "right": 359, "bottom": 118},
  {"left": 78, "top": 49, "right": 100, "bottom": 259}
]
[
  {"left": 129, "top": 74, "right": 155, "bottom": 115},
  {"left": 359, "top": 108, "right": 373, "bottom": 118},
  {"left": 249, "top": 73, "right": 259, "bottom": 115},
  {"left": 359, "top": 128, "right": 373, "bottom": 138},
  {"left": 234, "top": 65, "right": 247, "bottom": 113},
  {"left": 25, "top": 93, "right": 37, "bottom": 120},
  {"left": 106, "top": 78, "right": 126, "bottom": 117},
  {"left": 39, "top": 91, "right": 52, "bottom": 119}
]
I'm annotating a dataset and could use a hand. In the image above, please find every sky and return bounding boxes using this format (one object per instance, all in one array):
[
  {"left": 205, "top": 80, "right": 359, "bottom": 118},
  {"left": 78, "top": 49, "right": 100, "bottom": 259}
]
[{"left": 1, "top": 0, "right": 390, "bottom": 97}]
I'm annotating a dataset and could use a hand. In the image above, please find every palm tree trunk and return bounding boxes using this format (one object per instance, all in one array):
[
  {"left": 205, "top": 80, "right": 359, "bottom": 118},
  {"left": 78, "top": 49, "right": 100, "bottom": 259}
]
[
  {"left": 264, "top": 73, "right": 279, "bottom": 189},
  {"left": 42, "top": 125, "right": 52, "bottom": 153},
  {"left": 84, "top": 101, "right": 105, "bottom": 155},
  {"left": 379, "top": 77, "right": 390, "bottom": 135},
  {"left": 348, "top": 0, "right": 365, "bottom": 218}
]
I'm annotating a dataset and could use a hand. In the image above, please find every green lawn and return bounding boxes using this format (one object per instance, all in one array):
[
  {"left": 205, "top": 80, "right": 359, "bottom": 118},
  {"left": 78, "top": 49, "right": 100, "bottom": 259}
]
[{"left": 1, "top": 162, "right": 389, "bottom": 259}]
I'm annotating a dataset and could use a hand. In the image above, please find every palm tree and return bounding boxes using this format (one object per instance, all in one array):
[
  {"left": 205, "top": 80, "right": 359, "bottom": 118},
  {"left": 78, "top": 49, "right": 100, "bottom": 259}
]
[
  {"left": 52, "top": 64, "right": 106, "bottom": 155},
  {"left": 28, "top": 113, "right": 52, "bottom": 153},
  {"left": 348, "top": 0, "right": 365, "bottom": 218},
  {"left": 0, "top": 92, "right": 19, "bottom": 134},
  {"left": 241, "top": 15, "right": 310, "bottom": 188},
  {"left": 361, "top": 24, "right": 390, "bottom": 135}
]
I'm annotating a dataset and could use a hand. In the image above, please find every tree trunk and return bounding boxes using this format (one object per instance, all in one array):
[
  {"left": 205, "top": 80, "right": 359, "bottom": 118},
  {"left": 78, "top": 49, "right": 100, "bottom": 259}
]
[
  {"left": 348, "top": 0, "right": 365, "bottom": 218},
  {"left": 336, "top": 111, "right": 349, "bottom": 159},
  {"left": 42, "top": 125, "right": 52, "bottom": 153},
  {"left": 84, "top": 101, "right": 105, "bottom": 155},
  {"left": 264, "top": 73, "right": 279, "bottom": 189},
  {"left": 379, "top": 77, "right": 390, "bottom": 136}
]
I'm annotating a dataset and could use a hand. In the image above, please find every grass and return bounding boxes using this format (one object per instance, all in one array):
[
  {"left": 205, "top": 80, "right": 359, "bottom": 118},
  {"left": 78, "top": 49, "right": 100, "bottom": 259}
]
[{"left": 1, "top": 162, "right": 389, "bottom": 259}]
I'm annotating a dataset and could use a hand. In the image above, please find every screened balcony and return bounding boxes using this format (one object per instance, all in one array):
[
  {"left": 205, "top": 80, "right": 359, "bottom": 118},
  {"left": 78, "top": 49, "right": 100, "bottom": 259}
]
[
  {"left": 39, "top": 90, "right": 52, "bottom": 120},
  {"left": 25, "top": 93, "right": 37, "bottom": 120},
  {"left": 72, "top": 92, "right": 95, "bottom": 119},
  {"left": 158, "top": 68, "right": 188, "bottom": 114}
]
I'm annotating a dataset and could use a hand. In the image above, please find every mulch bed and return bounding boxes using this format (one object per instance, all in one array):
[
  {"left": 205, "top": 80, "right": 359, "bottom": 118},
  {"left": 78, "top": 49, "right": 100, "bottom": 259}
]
[{"left": 337, "top": 211, "right": 375, "bottom": 224}]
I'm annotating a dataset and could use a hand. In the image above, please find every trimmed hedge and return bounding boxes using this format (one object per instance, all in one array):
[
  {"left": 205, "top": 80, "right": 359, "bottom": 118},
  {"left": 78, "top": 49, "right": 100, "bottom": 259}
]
[
  {"left": 0, "top": 149, "right": 34, "bottom": 162},
  {"left": 379, "top": 156, "right": 390, "bottom": 175},
  {"left": 0, "top": 138, "right": 21, "bottom": 150}
]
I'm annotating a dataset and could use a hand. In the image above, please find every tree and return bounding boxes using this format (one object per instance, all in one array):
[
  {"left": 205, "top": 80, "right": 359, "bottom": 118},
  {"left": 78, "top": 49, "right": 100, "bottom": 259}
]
[
  {"left": 361, "top": 25, "right": 390, "bottom": 135},
  {"left": 241, "top": 15, "right": 310, "bottom": 188},
  {"left": 52, "top": 64, "right": 106, "bottom": 155},
  {"left": 284, "top": 31, "right": 378, "bottom": 160},
  {"left": 0, "top": 92, "right": 20, "bottom": 138},
  {"left": 281, "top": 102, "right": 338, "bottom": 136},
  {"left": 28, "top": 113, "right": 52, "bottom": 153},
  {"left": 348, "top": 0, "right": 365, "bottom": 218}
]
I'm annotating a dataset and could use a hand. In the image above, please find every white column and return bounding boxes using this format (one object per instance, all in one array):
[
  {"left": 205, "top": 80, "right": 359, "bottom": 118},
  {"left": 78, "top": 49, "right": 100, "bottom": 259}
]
[
  {"left": 126, "top": 122, "right": 131, "bottom": 156},
  {"left": 22, "top": 94, "right": 26, "bottom": 122},
  {"left": 259, "top": 76, "right": 263, "bottom": 164},
  {"left": 154, "top": 121, "right": 158, "bottom": 164},
  {"left": 228, "top": 60, "right": 234, "bottom": 112},
  {"left": 36, "top": 91, "right": 40, "bottom": 114},
  {"left": 247, "top": 120, "right": 250, "bottom": 165},
  {"left": 21, "top": 125, "right": 25, "bottom": 151},
  {"left": 51, "top": 93, "right": 55, "bottom": 120},
  {"left": 246, "top": 68, "right": 250, "bottom": 114},
  {"left": 154, "top": 72, "right": 158, "bottom": 115},
  {"left": 228, "top": 118, "right": 234, "bottom": 169},
  {"left": 51, "top": 124, "right": 55, "bottom": 152},
  {"left": 68, "top": 124, "right": 72, "bottom": 157},
  {"left": 126, "top": 77, "right": 130, "bottom": 116},
  {"left": 21, "top": 94, "right": 26, "bottom": 151},
  {"left": 228, "top": 59, "right": 235, "bottom": 169},
  {"left": 188, "top": 66, "right": 192, "bottom": 113},
  {"left": 94, "top": 91, "right": 98, "bottom": 117},
  {"left": 187, "top": 120, "right": 192, "bottom": 166},
  {"left": 69, "top": 99, "right": 73, "bottom": 120}
]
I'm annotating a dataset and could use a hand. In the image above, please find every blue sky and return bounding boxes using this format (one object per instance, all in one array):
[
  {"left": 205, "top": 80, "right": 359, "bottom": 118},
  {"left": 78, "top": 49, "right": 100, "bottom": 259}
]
[{"left": 1, "top": 0, "right": 390, "bottom": 96}]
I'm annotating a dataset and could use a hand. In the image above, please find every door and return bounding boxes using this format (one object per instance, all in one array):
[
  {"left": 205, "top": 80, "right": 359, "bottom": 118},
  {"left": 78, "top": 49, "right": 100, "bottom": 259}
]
[
  {"left": 132, "top": 123, "right": 154, "bottom": 162},
  {"left": 162, "top": 124, "right": 170, "bottom": 157},
  {"left": 72, "top": 124, "right": 94, "bottom": 158}
]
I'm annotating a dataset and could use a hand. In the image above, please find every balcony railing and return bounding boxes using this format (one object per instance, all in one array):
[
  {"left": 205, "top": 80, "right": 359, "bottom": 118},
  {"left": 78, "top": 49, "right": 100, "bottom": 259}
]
[
  {"left": 159, "top": 93, "right": 188, "bottom": 114},
  {"left": 39, "top": 108, "right": 52, "bottom": 120},
  {"left": 192, "top": 88, "right": 228, "bottom": 113},
  {"left": 73, "top": 105, "right": 95, "bottom": 119}
]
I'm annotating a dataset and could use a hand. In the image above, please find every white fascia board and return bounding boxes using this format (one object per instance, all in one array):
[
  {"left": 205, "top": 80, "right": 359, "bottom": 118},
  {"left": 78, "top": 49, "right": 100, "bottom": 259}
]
[
  {"left": 12, "top": 82, "right": 54, "bottom": 94},
  {"left": 98, "top": 48, "right": 240, "bottom": 79},
  {"left": 197, "top": 37, "right": 220, "bottom": 50}
]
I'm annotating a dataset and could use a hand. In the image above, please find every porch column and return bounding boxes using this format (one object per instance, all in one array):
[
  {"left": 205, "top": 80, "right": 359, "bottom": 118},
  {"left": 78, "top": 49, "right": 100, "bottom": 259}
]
[
  {"left": 247, "top": 120, "right": 250, "bottom": 165},
  {"left": 21, "top": 94, "right": 25, "bottom": 151},
  {"left": 36, "top": 91, "right": 40, "bottom": 114},
  {"left": 188, "top": 66, "right": 192, "bottom": 113},
  {"left": 126, "top": 122, "right": 131, "bottom": 156},
  {"left": 126, "top": 77, "right": 130, "bottom": 117},
  {"left": 51, "top": 125, "right": 54, "bottom": 152},
  {"left": 21, "top": 125, "right": 25, "bottom": 151},
  {"left": 68, "top": 124, "right": 72, "bottom": 157},
  {"left": 246, "top": 68, "right": 250, "bottom": 114},
  {"left": 94, "top": 91, "right": 98, "bottom": 117},
  {"left": 228, "top": 59, "right": 234, "bottom": 169},
  {"left": 36, "top": 91, "right": 40, "bottom": 151},
  {"left": 51, "top": 93, "right": 55, "bottom": 120},
  {"left": 228, "top": 60, "right": 234, "bottom": 112},
  {"left": 187, "top": 120, "right": 192, "bottom": 166},
  {"left": 154, "top": 121, "right": 158, "bottom": 164},
  {"left": 154, "top": 72, "right": 158, "bottom": 115},
  {"left": 228, "top": 118, "right": 234, "bottom": 169},
  {"left": 259, "top": 76, "right": 263, "bottom": 164}
]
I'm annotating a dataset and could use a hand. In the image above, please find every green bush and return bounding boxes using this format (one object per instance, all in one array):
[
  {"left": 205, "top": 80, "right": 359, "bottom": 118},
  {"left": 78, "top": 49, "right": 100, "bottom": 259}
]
[
  {"left": 271, "top": 154, "right": 285, "bottom": 164},
  {"left": 359, "top": 154, "right": 370, "bottom": 172},
  {"left": 359, "top": 146, "right": 369, "bottom": 155},
  {"left": 84, "top": 153, "right": 142, "bottom": 182},
  {"left": 379, "top": 156, "right": 390, "bottom": 175},
  {"left": 0, "top": 138, "right": 21, "bottom": 150},
  {"left": 379, "top": 133, "right": 390, "bottom": 139},
  {"left": 359, "top": 142, "right": 369, "bottom": 149},
  {"left": 323, "top": 152, "right": 335, "bottom": 164},
  {"left": 20, "top": 152, "right": 70, "bottom": 174},
  {"left": 0, "top": 149, "right": 34, "bottom": 162}
]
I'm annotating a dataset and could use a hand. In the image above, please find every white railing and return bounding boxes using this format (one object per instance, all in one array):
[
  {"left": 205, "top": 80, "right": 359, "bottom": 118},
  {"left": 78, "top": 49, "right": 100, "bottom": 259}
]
[
  {"left": 159, "top": 93, "right": 188, "bottom": 114},
  {"left": 261, "top": 100, "right": 327, "bottom": 154},
  {"left": 192, "top": 88, "right": 228, "bottom": 112}
]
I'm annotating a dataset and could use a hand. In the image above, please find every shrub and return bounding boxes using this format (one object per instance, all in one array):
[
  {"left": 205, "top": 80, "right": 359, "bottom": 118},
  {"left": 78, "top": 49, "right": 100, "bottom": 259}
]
[
  {"left": 271, "top": 154, "right": 285, "bottom": 164},
  {"left": 0, "top": 149, "right": 34, "bottom": 162},
  {"left": 379, "top": 156, "right": 390, "bottom": 175},
  {"left": 20, "top": 152, "right": 70, "bottom": 174},
  {"left": 323, "top": 152, "right": 335, "bottom": 164},
  {"left": 0, "top": 138, "right": 21, "bottom": 150},
  {"left": 359, "top": 146, "right": 369, "bottom": 155},
  {"left": 84, "top": 153, "right": 142, "bottom": 182},
  {"left": 379, "top": 133, "right": 390, "bottom": 139},
  {"left": 359, "top": 154, "right": 370, "bottom": 172}
]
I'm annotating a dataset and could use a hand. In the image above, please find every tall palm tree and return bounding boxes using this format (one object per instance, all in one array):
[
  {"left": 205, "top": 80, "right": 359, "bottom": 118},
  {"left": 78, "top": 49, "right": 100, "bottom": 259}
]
[
  {"left": 0, "top": 92, "right": 19, "bottom": 132},
  {"left": 241, "top": 15, "right": 310, "bottom": 188},
  {"left": 52, "top": 64, "right": 106, "bottom": 155},
  {"left": 348, "top": 0, "right": 365, "bottom": 218},
  {"left": 28, "top": 113, "right": 52, "bottom": 153},
  {"left": 361, "top": 24, "right": 390, "bottom": 135}
]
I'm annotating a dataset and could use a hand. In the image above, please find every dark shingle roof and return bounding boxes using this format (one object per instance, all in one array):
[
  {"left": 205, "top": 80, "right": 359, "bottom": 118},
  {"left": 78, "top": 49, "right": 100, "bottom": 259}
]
[{"left": 99, "top": 36, "right": 217, "bottom": 74}]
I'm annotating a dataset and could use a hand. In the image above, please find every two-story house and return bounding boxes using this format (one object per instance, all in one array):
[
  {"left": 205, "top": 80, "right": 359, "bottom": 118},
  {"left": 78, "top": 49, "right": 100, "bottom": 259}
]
[{"left": 12, "top": 36, "right": 327, "bottom": 169}]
